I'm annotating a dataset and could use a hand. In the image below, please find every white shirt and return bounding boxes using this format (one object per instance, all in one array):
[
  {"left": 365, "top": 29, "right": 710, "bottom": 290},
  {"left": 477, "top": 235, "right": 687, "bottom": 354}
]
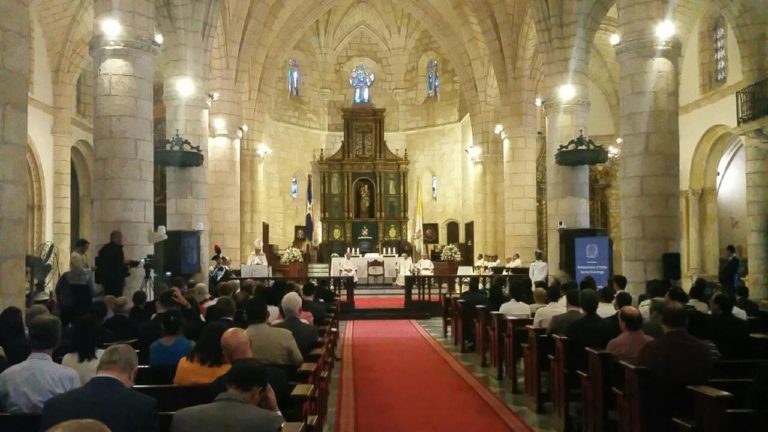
[
  {"left": 61, "top": 349, "right": 104, "bottom": 385},
  {"left": 597, "top": 302, "right": 617, "bottom": 318},
  {"left": 474, "top": 259, "right": 486, "bottom": 267},
  {"left": 417, "top": 259, "right": 434, "bottom": 275},
  {"left": 395, "top": 258, "right": 413, "bottom": 286},
  {"left": 639, "top": 298, "right": 652, "bottom": 319},
  {"left": 529, "top": 260, "right": 548, "bottom": 283},
  {"left": 340, "top": 258, "right": 358, "bottom": 283},
  {"left": 246, "top": 252, "right": 267, "bottom": 266},
  {"left": 688, "top": 299, "right": 709, "bottom": 313},
  {"left": 506, "top": 259, "right": 522, "bottom": 268},
  {"left": 488, "top": 260, "right": 502, "bottom": 267},
  {"left": 733, "top": 306, "right": 748, "bottom": 321},
  {"left": 499, "top": 300, "right": 531, "bottom": 317},
  {"left": 0, "top": 353, "right": 80, "bottom": 414},
  {"left": 533, "top": 302, "right": 566, "bottom": 328}
]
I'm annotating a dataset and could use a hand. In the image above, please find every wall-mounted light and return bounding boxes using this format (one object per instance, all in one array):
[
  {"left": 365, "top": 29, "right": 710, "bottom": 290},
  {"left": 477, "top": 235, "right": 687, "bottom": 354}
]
[
  {"left": 608, "top": 145, "right": 620, "bottom": 158},
  {"left": 153, "top": 33, "right": 164, "bottom": 46},
  {"left": 494, "top": 124, "right": 504, "bottom": 135},
  {"left": 609, "top": 33, "right": 621, "bottom": 46},
  {"left": 465, "top": 145, "right": 481, "bottom": 161},
  {"left": 615, "top": 137, "right": 623, "bottom": 144},
  {"left": 655, "top": 20, "right": 676, "bottom": 41},
  {"left": 213, "top": 117, "right": 227, "bottom": 134},
  {"left": 256, "top": 143, "right": 272, "bottom": 158},
  {"left": 240, "top": 124, "right": 249, "bottom": 133},
  {"left": 558, "top": 84, "right": 576, "bottom": 101},
  {"left": 534, "top": 96, "right": 543, "bottom": 107},
  {"left": 502, "top": 137, "right": 511, "bottom": 146},
  {"left": 100, "top": 18, "right": 122, "bottom": 40},
  {"left": 175, "top": 77, "right": 195, "bottom": 98}
]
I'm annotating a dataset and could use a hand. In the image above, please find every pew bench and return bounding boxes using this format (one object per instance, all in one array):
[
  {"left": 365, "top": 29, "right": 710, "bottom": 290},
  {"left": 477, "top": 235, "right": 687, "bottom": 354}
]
[
  {"left": 503, "top": 316, "right": 533, "bottom": 392},
  {"left": 522, "top": 326, "right": 552, "bottom": 413}
]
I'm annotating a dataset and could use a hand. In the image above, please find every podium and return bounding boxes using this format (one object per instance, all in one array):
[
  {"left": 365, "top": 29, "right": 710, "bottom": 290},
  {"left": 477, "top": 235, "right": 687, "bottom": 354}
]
[{"left": 241, "top": 265, "right": 271, "bottom": 278}]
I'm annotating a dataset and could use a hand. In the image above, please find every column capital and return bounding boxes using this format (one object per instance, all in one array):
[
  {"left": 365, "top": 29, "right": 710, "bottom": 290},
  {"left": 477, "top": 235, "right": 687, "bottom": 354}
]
[
  {"left": 89, "top": 37, "right": 157, "bottom": 58},
  {"left": 616, "top": 35, "right": 681, "bottom": 61}
]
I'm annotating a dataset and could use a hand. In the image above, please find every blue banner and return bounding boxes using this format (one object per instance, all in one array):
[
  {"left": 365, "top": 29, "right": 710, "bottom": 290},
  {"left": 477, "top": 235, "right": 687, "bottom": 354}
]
[{"left": 574, "top": 236, "right": 610, "bottom": 287}]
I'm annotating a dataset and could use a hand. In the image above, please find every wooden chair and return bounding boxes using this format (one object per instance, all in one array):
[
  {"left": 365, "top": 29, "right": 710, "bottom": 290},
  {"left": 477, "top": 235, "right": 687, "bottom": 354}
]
[
  {"left": 577, "top": 348, "right": 618, "bottom": 432},
  {"left": 522, "top": 326, "right": 551, "bottom": 413},
  {"left": 366, "top": 259, "right": 385, "bottom": 284},
  {"left": 503, "top": 316, "right": 533, "bottom": 391}
]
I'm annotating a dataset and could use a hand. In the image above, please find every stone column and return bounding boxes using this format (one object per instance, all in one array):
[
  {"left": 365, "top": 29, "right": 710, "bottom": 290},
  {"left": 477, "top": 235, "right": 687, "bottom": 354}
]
[
  {"left": 51, "top": 110, "right": 72, "bottom": 270},
  {"left": 743, "top": 133, "right": 767, "bottom": 298},
  {"left": 0, "top": 0, "right": 30, "bottom": 310},
  {"left": 543, "top": 88, "right": 591, "bottom": 274},
  {"left": 208, "top": 88, "right": 241, "bottom": 265},
  {"left": 502, "top": 123, "right": 539, "bottom": 262},
  {"left": 91, "top": 0, "right": 155, "bottom": 295},
  {"left": 687, "top": 188, "right": 702, "bottom": 277},
  {"left": 616, "top": 0, "right": 681, "bottom": 294}
]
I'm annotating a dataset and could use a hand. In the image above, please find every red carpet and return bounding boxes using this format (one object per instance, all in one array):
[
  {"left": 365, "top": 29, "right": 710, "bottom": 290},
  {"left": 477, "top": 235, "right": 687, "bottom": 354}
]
[
  {"left": 354, "top": 297, "right": 404, "bottom": 308},
  {"left": 336, "top": 320, "right": 533, "bottom": 431}
]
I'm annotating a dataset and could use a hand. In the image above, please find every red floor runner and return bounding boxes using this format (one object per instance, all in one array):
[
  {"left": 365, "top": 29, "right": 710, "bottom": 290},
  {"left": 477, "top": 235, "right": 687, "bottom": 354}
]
[
  {"left": 354, "top": 297, "right": 404, "bottom": 308},
  {"left": 336, "top": 320, "right": 533, "bottom": 432}
]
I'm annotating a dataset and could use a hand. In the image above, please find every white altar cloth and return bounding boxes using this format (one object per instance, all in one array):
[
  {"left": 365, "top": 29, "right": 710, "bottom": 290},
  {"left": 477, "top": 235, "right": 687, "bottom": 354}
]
[{"left": 330, "top": 256, "right": 400, "bottom": 281}]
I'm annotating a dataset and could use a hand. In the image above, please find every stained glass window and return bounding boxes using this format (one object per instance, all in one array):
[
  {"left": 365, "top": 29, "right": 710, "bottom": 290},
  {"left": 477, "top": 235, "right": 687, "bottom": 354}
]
[
  {"left": 291, "top": 177, "right": 298, "bottom": 199},
  {"left": 349, "top": 65, "right": 375, "bottom": 104},
  {"left": 427, "top": 60, "right": 439, "bottom": 97},
  {"left": 714, "top": 16, "right": 727, "bottom": 82},
  {"left": 288, "top": 59, "right": 300, "bottom": 96}
]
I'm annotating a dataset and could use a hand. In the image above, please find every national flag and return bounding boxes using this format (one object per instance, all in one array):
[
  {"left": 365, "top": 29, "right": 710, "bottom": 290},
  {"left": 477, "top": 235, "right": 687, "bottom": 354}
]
[
  {"left": 304, "top": 174, "right": 314, "bottom": 241},
  {"left": 414, "top": 176, "right": 424, "bottom": 255}
]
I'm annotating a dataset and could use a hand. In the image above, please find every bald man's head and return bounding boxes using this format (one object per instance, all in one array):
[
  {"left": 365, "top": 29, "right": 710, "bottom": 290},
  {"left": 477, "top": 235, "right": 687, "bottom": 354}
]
[
  {"left": 221, "top": 328, "right": 252, "bottom": 362},
  {"left": 46, "top": 419, "right": 111, "bottom": 432},
  {"left": 618, "top": 306, "right": 643, "bottom": 331}
]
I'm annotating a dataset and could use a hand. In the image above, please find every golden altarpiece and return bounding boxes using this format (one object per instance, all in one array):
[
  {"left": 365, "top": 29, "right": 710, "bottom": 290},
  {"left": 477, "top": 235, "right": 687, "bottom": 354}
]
[{"left": 318, "top": 107, "right": 409, "bottom": 258}]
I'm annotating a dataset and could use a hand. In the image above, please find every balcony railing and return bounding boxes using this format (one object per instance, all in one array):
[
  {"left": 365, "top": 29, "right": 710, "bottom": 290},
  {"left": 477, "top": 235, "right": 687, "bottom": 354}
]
[{"left": 736, "top": 78, "right": 768, "bottom": 125}]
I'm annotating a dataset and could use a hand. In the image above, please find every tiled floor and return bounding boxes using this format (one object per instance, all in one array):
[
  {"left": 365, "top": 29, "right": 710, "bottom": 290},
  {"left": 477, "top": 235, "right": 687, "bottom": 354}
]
[{"left": 323, "top": 318, "right": 556, "bottom": 431}]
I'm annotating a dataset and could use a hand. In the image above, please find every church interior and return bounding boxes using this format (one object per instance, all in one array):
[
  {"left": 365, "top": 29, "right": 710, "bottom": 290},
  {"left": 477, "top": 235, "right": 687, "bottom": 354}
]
[{"left": 1, "top": 0, "right": 767, "bottom": 431}]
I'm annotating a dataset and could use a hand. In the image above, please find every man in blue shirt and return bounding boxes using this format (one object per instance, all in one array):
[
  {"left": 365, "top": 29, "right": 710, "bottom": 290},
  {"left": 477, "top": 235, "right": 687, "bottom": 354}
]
[{"left": 0, "top": 315, "right": 79, "bottom": 413}]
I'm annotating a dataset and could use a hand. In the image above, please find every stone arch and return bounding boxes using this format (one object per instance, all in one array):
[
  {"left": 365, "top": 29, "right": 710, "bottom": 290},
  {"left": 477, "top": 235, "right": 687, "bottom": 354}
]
[
  {"left": 26, "top": 138, "right": 45, "bottom": 255},
  {"left": 687, "top": 125, "right": 743, "bottom": 277},
  {"left": 71, "top": 140, "right": 94, "bottom": 250}
]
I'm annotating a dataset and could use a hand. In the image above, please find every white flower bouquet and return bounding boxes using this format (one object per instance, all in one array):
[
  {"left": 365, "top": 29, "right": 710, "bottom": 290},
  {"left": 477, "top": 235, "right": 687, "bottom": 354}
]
[
  {"left": 281, "top": 247, "right": 304, "bottom": 264},
  {"left": 441, "top": 244, "right": 462, "bottom": 262}
]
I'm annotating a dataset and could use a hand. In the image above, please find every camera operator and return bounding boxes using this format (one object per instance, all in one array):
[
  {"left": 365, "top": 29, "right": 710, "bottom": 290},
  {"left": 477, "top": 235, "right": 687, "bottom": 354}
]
[{"left": 95, "top": 231, "right": 131, "bottom": 297}]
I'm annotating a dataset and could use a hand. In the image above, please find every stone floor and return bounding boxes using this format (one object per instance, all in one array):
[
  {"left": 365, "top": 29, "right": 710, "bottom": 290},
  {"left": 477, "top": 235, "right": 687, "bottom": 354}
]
[{"left": 323, "top": 318, "right": 556, "bottom": 431}]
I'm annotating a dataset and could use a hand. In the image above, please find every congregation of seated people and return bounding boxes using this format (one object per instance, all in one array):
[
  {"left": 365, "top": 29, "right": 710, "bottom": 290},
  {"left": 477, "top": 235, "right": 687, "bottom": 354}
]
[
  {"left": 0, "top": 275, "right": 336, "bottom": 431},
  {"left": 453, "top": 273, "right": 768, "bottom": 429}
]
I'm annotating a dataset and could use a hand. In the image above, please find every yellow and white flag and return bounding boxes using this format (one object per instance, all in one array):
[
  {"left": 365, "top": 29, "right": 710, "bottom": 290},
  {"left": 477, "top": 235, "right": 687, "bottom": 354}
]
[{"left": 414, "top": 177, "right": 424, "bottom": 256}]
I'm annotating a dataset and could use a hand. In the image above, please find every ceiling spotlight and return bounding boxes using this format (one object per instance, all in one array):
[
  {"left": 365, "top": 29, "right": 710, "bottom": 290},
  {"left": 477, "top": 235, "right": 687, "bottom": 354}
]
[
  {"left": 558, "top": 84, "right": 576, "bottom": 102},
  {"left": 175, "top": 77, "right": 195, "bottom": 98},
  {"left": 655, "top": 20, "right": 676, "bottom": 41},
  {"left": 609, "top": 33, "right": 621, "bottom": 46},
  {"left": 100, "top": 18, "right": 122, "bottom": 39},
  {"left": 494, "top": 124, "right": 503, "bottom": 135},
  {"left": 153, "top": 33, "right": 164, "bottom": 46}
]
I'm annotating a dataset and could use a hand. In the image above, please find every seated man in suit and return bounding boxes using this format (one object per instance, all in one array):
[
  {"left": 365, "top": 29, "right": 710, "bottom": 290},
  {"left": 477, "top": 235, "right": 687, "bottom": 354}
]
[
  {"left": 301, "top": 283, "right": 327, "bottom": 324},
  {"left": 548, "top": 289, "right": 582, "bottom": 336},
  {"left": 273, "top": 292, "right": 320, "bottom": 359},
  {"left": 566, "top": 289, "right": 614, "bottom": 365},
  {"left": 40, "top": 344, "right": 158, "bottom": 432},
  {"left": 103, "top": 296, "right": 140, "bottom": 341},
  {"left": 172, "top": 359, "right": 283, "bottom": 432},
  {"left": 708, "top": 292, "right": 750, "bottom": 358},
  {"left": 606, "top": 306, "right": 652, "bottom": 364},
  {"left": 0, "top": 315, "right": 79, "bottom": 414},
  {"left": 244, "top": 297, "right": 303, "bottom": 366},
  {"left": 736, "top": 285, "right": 760, "bottom": 317},
  {"left": 605, "top": 291, "right": 633, "bottom": 338}
]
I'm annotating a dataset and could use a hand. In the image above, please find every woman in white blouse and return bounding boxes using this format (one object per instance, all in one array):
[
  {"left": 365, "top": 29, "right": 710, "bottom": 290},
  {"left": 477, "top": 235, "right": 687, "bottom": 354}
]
[{"left": 61, "top": 314, "right": 104, "bottom": 385}]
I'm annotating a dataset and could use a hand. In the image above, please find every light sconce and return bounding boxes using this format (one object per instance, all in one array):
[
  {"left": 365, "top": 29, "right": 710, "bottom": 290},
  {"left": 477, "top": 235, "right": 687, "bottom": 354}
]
[
  {"left": 534, "top": 96, "right": 543, "bottom": 107},
  {"left": 655, "top": 20, "right": 676, "bottom": 41},
  {"left": 609, "top": 33, "right": 621, "bottom": 46},
  {"left": 558, "top": 84, "right": 576, "bottom": 101},
  {"left": 175, "top": 77, "right": 195, "bottom": 98},
  {"left": 213, "top": 117, "right": 227, "bottom": 134},
  {"left": 153, "top": 33, "right": 164, "bottom": 46},
  {"left": 502, "top": 137, "right": 511, "bottom": 146},
  {"left": 256, "top": 143, "right": 272, "bottom": 158},
  {"left": 100, "top": 18, "right": 122, "bottom": 40},
  {"left": 209, "top": 92, "right": 220, "bottom": 102},
  {"left": 615, "top": 137, "right": 623, "bottom": 144},
  {"left": 608, "top": 145, "right": 620, "bottom": 159},
  {"left": 240, "top": 124, "right": 249, "bottom": 133},
  {"left": 465, "top": 145, "right": 482, "bottom": 161},
  {"left": 494, "top": 124, "right": 504, "bottom": 135}
]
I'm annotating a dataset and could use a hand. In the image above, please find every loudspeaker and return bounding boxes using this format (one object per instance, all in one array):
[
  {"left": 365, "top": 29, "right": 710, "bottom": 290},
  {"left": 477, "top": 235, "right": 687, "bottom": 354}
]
[{"left": 661, "top": 253, "right": 681, "bottom": 281}]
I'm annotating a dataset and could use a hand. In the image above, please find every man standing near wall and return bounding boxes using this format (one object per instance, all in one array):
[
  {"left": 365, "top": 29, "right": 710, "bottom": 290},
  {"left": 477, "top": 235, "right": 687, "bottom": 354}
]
[{"left": 95, "top": 231, "right": 129, "bottom": 297}]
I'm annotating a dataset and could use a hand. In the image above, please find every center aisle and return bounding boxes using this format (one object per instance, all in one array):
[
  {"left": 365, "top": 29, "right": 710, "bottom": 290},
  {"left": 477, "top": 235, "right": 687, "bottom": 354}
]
[{"left": 336, "top": 320, "right": 533, "bottom": 431}]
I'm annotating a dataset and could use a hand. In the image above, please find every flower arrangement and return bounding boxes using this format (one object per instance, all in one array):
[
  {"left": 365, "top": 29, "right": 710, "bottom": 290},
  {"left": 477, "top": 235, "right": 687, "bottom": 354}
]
[
  {"left": 281, "top": 247, "right": 304, "bottom": 264},
  {"left": 330, "top": 253, "right": 340, "bottom": 258},
  {"left": 441, "top": 244, "right": 462, "bottom": 262}
]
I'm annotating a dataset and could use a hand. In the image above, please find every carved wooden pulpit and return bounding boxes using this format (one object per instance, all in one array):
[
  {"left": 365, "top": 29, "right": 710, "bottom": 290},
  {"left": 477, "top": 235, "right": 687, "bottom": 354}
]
[{"left": 318, "top": 107, "right": 409, "bottom": 258}]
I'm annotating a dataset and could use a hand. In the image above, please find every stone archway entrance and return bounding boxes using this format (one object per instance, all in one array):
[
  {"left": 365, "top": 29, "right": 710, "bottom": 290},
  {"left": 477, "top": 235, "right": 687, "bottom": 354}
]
[{"left": 71, "top": 141, "right": 93, "bottom": 251}]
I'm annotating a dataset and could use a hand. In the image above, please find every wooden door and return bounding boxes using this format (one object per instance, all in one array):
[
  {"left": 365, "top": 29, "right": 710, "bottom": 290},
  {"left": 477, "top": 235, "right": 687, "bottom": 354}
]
[
  {"left": 465, "top": 221, "right": 474, "bottom": 266},
  {"left": 447, "top": 221, "right": 459, "bottom": 244}
]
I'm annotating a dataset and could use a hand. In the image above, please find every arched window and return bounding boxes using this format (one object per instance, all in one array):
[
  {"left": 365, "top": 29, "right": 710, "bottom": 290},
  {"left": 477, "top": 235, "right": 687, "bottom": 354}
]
[
  {"left": 427, "top": 60, "right": 439, "bottom": 97},
  {"left": 714, "top": 16, "right": 727, "bottom": 82},
  {"left": 349, "top": 65, "right": 375, "bottom": 104},
  {"left": 288, "top": 59, "right": 300, "bottom": 96}
]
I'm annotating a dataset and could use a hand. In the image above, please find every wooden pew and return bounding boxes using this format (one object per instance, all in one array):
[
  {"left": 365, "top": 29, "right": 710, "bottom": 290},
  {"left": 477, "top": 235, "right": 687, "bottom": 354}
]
[
  {"left": 671, "top": 382, "right": 758, "bottom": 432},
  {"left": 135, "top": 365, "right": 176, "bottom": 385},
  {"left": 442, "top": 294, "right": 452, "bottom": 338},
  {"left": 578, "top": 348, "right": 617, "bottom": 432},
  {"left": 522, "top": 326, "right": 552, "bottom": 413},
  {"left": 456, "top": 299, "right": 478, "bottom": 353},
  {"left": 451, "top": 297, "right": 461, "bottom": 346},
  {"left": 503, "top": 316, "right": 533, "bottom": 391},
  {"left": 549, "top": 335, "right": 583, "bottom": 432},
  {"left": 134, "top": 385, "right": 214, "bottom": 412},
  {"left": 474, "top": 305, "right": 490, "bottom": 365},
  {"left": 612, "top": 362, "right": 653, "bottom": 432},
  {"left": 0, "top": 413, "right": 39, "bottom": 432},
  {"left": 488, "top": 312, "right": 505, "bottom": 379}
]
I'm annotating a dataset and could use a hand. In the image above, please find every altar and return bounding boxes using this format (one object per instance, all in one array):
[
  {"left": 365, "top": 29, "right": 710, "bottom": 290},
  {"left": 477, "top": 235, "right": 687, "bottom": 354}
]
[{"left": 330, "top": 255, "right": 401, "bottom": 281}]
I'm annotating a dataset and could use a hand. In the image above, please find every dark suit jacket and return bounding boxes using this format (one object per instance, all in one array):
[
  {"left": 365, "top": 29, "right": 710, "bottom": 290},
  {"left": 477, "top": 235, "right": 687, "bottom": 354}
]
[
  {"left": 130, "top": 306, "right": 151, "bottom": 323},
  {"left": 95, "top": 242, "right": 127, "bottom": 287},
  {"left": 709, "top": 313, "right": 750, "bottom": 358},
  {"left": 40, "top": 376, "right": 158, "bottom": 432},
  {"left": 303, "top": 300, "right": 328, "bottom": 324},
  {"left": 719, "top": 256, "right": 740, "bottom": 287},
  {"left": 604, "top": 314, "right": 621, "bottom": 339},
  {"left": 460, "top": 290, "right": 488, "bottom": 309},
  {"left": 736, "top": 298, "right": 759, "bottom": 317},
  {"left": 548, "top": 310, "right": 583, "bottom": 336},
  {"left": 208, "top": 359, "right": 291, "bottom": 411},
  {"left": 638, "top": 329, "right": 713, "bottom": 386},
  {"left": 566, "top": 313, "right": 614, "bottom": 350},
  {"left": 171, "top": 393, "right": 282, "bottom": 432},
  {"left": 104, "top": 314, "right": 141, "bottom": 342},
  {"left": 273, "top": 316, "right": 320, "bottom": 359}
]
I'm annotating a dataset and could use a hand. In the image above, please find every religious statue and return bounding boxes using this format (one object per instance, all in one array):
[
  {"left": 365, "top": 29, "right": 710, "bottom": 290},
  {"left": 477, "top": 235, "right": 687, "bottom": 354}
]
[
  {"left": 358, "top": 184, "right": 371, "bottom": 218},
  {"left": 331, "top": 174, "right": 340, "bottom": 194}
]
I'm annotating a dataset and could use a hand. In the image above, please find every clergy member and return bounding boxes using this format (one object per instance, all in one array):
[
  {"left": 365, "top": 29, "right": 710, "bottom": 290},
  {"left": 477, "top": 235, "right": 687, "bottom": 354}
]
[
  {"left": 340, "top": 252, "right": 358, "bottom": 283},
  {"left": 394, "top": 254, "right": 413, "bottom": 287},
  {"left": 487, "top": 255, "right": 502, "bottom": 267},
  {"left": 529, "top": 250, "right": 548, "bottom": 284},
  {"left": 416, "top": 256, "right": 434, "bottom": 275},
  {"left": 246, "top": 240, "right": 268, "bottom": 266},
  {"left": 506, "top": 254, "right": 522, "bottom": 269},
  {"left": 474, "top": 254, "right": 486, "bottom": 268}
]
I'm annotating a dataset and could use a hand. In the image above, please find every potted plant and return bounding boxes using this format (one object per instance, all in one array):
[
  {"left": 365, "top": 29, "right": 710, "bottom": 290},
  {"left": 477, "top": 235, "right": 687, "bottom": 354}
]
[{"left": 280, "top": 247, "right": 306, "bottom": 277}]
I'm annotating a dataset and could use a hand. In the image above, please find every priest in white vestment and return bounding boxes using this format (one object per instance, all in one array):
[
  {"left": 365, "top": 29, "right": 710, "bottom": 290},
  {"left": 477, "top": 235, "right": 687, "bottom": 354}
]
[
  {"left": 246, "top": 240, "right": 268, "bottom": 266},
  {"left": 394, "top": 254, "right": 413, "bottom": 287},
  {"left": 416, "top": 257, "right": 434, "bottom": 275},
  {"left": 339, "top": 252, "right": 358, "bottom": 283},
  {"left": 506, "top": 254, "right": 522, "bottom": 269},
  {"left": 474, "top": 254, "right": 486, "bottom": 268}
]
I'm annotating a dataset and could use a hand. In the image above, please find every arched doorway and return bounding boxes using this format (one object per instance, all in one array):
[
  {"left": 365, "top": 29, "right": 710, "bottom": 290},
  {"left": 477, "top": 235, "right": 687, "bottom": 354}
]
[
  {"left": 26, "top": 142, "right": 45, "bottom": 255},
  {"left": 688, "top": 126, "right": 746, "bottom": 279},
  {"left": 71, "top": 141, "right": 93, "bottom": 250}
]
